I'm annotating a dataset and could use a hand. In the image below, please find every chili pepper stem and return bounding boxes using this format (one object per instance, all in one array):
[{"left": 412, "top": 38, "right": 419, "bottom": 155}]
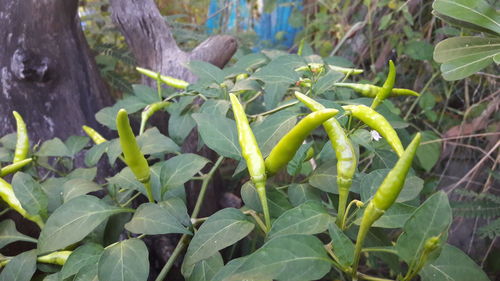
[
  {"left": 255, "top": 182, "right": 271, "bottom": 232},
  {"left": 142, "top": 181, "right": 154, "bottom": 203},
  {"left": 351, "top": 203, "right": 384, "bottom": 278},
  {"left": 336, "top": 189, "right": 349, "bottom": 228}
]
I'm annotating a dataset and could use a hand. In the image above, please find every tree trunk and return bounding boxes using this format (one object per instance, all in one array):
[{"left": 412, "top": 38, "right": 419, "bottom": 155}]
[{"left": 0, "top": 0, "right": 112, "bottom": 142}]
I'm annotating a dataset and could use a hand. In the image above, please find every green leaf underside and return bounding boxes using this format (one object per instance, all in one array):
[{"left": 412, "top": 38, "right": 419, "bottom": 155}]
[
  {"left": 420, "top": 244, "right": 490, "bottom": 281},
  {"left": 0, "top": 250, "right": 36, "bottom": 281},
  {"left": 37, "top": 195, "right": 125, "bottom": 253},
  {"left": 97, "top": 239, "right": 149, "bottom": 281},
  {"left": 267, "top": 201, "right": 331, "bottom": 239},
  {"left": 0, "top": 219, "right": 37, "bottom": 249},
  {"left": 182, "top": 208, "right": 254, "bottom": 277},
  {"left": 221, "top": 235, "right": 330, "bottom": 281},
  {"left": 125, "top": 203, "right": 191, "bottom": 235},
  {"left": 396, "top": 192, "right": 452, "bottom": 264}
]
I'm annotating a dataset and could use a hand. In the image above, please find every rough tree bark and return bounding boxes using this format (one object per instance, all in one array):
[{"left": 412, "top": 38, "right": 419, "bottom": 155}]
[
  {"left": 109, "top": 1, "right": 238, "bottom": 279},
  {"left": 0, "top": 0, "right": 112, "bottom": 256},
  {"left": 0, "top": 0, "right": 112, "bottom": 141}
]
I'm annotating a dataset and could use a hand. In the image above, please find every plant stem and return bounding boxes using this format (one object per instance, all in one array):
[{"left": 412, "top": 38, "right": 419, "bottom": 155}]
[
  {"left": 155, "top": 234, "right": 189, "bottom": 281},
  {"left": 191, "top": 156, "right": 224, "bottom": 219},
  {"left": 155, "top": 156, "right": 224, "bottom": 281},
  {"left": 339, "top": 199, "right": 358, "bottom": 229},
  {"left": 352, "top": 203, "right": 384, "bottom": 279},
  {"left": 248, "top": 101, "right": 299, "bottom": 119},
  {"left": 245, "top": 210, "right": 268, "bottom": 234}
]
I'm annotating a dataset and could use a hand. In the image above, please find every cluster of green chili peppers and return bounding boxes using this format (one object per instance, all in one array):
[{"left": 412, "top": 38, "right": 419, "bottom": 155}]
[{"left": 230, "top": 61, "right": 422, "bottom": 279}]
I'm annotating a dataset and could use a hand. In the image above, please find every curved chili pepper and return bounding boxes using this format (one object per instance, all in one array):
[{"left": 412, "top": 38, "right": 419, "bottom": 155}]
[
  {"left": 371, "top": 60, "right": 396, "bottom": 109},
  {"left": 351, "top": 133, "right": 421, "bottom": 275},
  {"left": 116, "top": 109, "right": 153, "bottom": 202},
  {"left": 136, "top": 67, "right": 189, "bottom": 89},
  {"left": 294, "top": 92, "right": 356, "bottom": 226},
  {"left": 139, "top": 101, "right": 171, "bottom": 135},
  {"left": 12, "top": 111, "right": 29, "bottom": 163},
  {"left": 229, "top": 93, "right": 270, "bottom": 231},
  {"left": 334, "top": 83, "right": 420, "bottom": 98},
  {"left": 37, "top": 251, "right": 72, "bottom": 265},
  {"left": 0, "top": 177, "right": 44, "bottom": 228},
  {"left": 265, "top": 109, "right": 338, "bottom": 175},
  {"left": 82, "top": 125, "right": 107, "bottom": 145},
  {"left": 342, "top": 104, "right": 404, "bottom": 157},
  {"left": 0, "top": 158, "right": 33, "bottom": 177}
]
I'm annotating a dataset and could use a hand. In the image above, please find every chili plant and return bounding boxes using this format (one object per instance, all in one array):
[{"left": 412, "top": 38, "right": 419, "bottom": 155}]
[{"left": 0, "top": 50, "right": 491, "bottom": 281}]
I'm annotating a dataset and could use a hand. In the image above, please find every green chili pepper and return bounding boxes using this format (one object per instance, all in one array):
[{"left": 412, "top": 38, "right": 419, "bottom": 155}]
[
  {"left": 371, "top": 60, "right": 396, "bottom": 109},
  {"left": 12, "top": 111, "right": 29, "bottom": 163},
  {"left": 139, "top": 101, "right": 171, "bottom": 135},
  {"left": 328, "top": 65, "right": 364, "bottom": 75},
  {"left": 342, "top": 104, "right": 404, "bottom": 157},
  {"left": 235, "top": 73, "right": 249, "bottom": 81},
  {"left": 334, "top": 83, "right": 420, "bottom": 98},
  {"left": 0, "top": 158, "right": 32, "bottom": 177},
  {"left": 229, "top": 93, "right": 270, "bottom": 231},
  {"left": 294, "top": 92, "right": 356, "bottom": 227},
  {"left": 82, "top": 125, "right": 107, "bottom": 145},
  {"left": 351, "top": 133, "right": 421, "bottom": 276},
  {"left": 136, "top": 67, "right": 189, "bottom": 89},
  {"left": 37, "top": 250, "right": 72, "bottom": 265},
  {"left": 0, "top": 177, "right": 44, "bottom": 228},
  {"left": 116, "top": 109, "right": 153, "bottom": 202},
  {"left": 265, "top": 109, "right": 338, "bottom": 175}
]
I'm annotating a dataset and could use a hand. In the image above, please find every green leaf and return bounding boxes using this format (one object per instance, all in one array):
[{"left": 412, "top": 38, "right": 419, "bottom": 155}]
[
  {"left": 263, "top": 82, "right": 289, "bottom": 109},
  {"left": 286, "top": 142, "right": 312, "bottom": 176},
  {"left": 36, "top": 138, "right": 71, "bottom": 157},
  {"left": 253, "top": 110, "right": 297, "bottom": 157},
  {"left": 268, "top": 201, "right": 331, "bottom": 239},
  {"left": 0, "top": 219, "right": 37, "bottom": 249},
  {"left": 38, "top": 195, "right": 125, "bottom": 253},
  {"left": 232, "top": 53, "right": 269, "bottom": 72},
  {"left": 434, "top": 37, "right": 500, "bottom": 80},
  {"left": 230, "top": 79, "right": 262, "bottom": 93},
  {"left": 65, "top": 136, "right": 89, "bottom": 156},
  {"left": 241, "top": 182, "right": 293, "bottom": 217},
  {"left": 432, "top": 0, "right": 500, "bottom": 35},
  {"left": 187, "top": 252, "right": 224, "bottom": 281},
  {"left": 396, "top": 192, "right": 452, "bottom": 264},
  {"left": 360, "top": 169, "right": 423, "bottom": 203},
  {"left": 405, "top": 40, "right": 434, "bottom": 61},
  {"left": 168, "top": 111, "right": 196, "bottom": 145},
  {"left": 420, "top": 244, "right": 490, "bottom": 281},
  {"left": 200, "top": 99, "right": 230, "bottom": 116},
  {"left": 137, "top": 127, "right": 180, "bottom": 154},
  {"left": 124, "top": 203, "right": 191, "bottom": 235},
  {"left": 416, "top": 131, "right": 441, "bottom": 172},
  {"left": 222, "top": 235, "right": 330, "bottom": 281},
  {"left": 62, "top": 178, "right": 101, "bottom": 202},
  {"left": 160, "top": 153, "right": 209, "bottom": 194},
  {"left": 287, "top": 183, "right": 322, "bottom": 206},
  {"left": 158, "top": 197, "right": 191, "bottom": 226},
  {"left": 0, "top": 250, "right": 36, "bottom": 281},
  {"left": 313, "top": 70, "right": 344, "bottom": 95},
  {"left": 328, "top": 223, "right": 355, "bottom": 268},
  {"left": 250, "top": 61, "right": 300, "bottom": 84},
  {"left": 181, "top": 208, "right": 254, "bottom": 277},
  {"left": 12, "top": 172, "right": 48, "bottom": 219},
  {"left": 132, "top": 84, "right": 158, "bottom": 104},
  {"left": 193, "top": 113, "right": 241, "bottom": 160},
  {"left": 97, "top": 239, "right": 149, "bottom": 281},
  {"left": 309, "top": 162, "right": 339, "bottom": 193},
  {"left": 84, "top": 142, "right": 110, "bottom": 167},
  {"left": 186, "top": 61, "right": 225, "bottom": 83},
  {"left": 107, "top": 167, "right": 145, "bottom": 195},
  {"left": 60, "top": 243, "right": 104, "bottom": 279}
]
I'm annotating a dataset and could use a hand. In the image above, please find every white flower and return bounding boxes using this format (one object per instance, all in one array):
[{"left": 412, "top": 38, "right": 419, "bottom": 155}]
[{"left": 371, "top": 130, "right": 382, "bottom": 141}]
